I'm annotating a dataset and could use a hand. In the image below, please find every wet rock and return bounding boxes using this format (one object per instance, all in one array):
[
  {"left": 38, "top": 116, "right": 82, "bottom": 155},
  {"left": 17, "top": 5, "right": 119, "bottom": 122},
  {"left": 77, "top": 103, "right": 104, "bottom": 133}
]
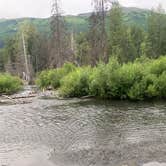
[{"left": 39, "top": 90, "right": 55, "bottom": 99}]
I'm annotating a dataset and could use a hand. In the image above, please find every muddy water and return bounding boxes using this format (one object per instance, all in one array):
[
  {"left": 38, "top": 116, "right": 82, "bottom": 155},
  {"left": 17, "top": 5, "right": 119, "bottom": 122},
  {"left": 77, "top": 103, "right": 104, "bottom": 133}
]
[{"left": 0, "top": 91, "right": 166, "bottom": 166}]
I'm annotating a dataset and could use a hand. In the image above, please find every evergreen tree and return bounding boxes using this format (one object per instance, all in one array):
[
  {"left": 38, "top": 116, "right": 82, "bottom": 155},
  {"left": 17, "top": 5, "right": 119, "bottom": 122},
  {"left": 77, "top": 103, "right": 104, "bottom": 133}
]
[
  {"left": 76, "top": 32, "right": 90, "bottom": 65},
  {"left": 4, "top": 37, "right": 19, "bottom": 75},
  {"left": 109, "top": 2, "right": 125, "bottom": 62},
  {"left": 147, "top": 5, "right": 166, "bottom": 58},
  {"left": 130, "top": 25, "right": 145, "bottom": 58},
  {"left": 109, "top": 3, "right": 145, "bottom": 62}
]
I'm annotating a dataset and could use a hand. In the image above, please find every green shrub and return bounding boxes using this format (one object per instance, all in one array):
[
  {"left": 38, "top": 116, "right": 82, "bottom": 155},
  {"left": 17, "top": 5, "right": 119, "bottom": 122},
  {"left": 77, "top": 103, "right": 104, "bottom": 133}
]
[
  {"left": 89, "top": 58, "right": 120, "bottom": 98},
  {"left": 144, "top": 74, "right": 158, "bottom": 98},
  {"left": 36, "top": 56, "right": 166, "bottom": 100},
  {"left": 36, "top": 70, "right": 51, "bottom": 89},
  {"left": 0, "top": 73, "right": 22, "bottom": 94},
  {"left": 149, "top": 56, "right": 166, "bottom": 75},
  {"left": 108, "top": 62, "right": 144, "bottom": 99},
  {"left": 36, "top": 62, "right": 76, "bottom": 89},
  {"left": 128, "top": 74, "right": 158, "bottom": 100},
  {"left": 89, "top": 64, "right": 109, "bottom": 98},
  {"left": 155, "top": 71, "right": 166, "bottom": 98},
  {"left": 127, "top": 80, "right": 146, "bottom": 100},
  {"left": 60, "top": 67, "right": 91, "bottom": 97}
]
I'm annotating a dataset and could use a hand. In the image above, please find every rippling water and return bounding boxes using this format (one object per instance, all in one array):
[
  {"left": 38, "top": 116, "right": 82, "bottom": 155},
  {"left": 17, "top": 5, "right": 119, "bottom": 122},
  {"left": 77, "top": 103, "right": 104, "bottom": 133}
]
[{"left": 0, "top": 93, "right": 166, "bottom": 166}]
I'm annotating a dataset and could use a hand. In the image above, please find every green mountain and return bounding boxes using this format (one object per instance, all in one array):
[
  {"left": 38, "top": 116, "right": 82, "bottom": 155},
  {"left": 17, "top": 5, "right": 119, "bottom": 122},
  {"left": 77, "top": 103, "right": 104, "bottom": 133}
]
[{"left": 0, "top": 7, "right": 150, "bottom": 48}]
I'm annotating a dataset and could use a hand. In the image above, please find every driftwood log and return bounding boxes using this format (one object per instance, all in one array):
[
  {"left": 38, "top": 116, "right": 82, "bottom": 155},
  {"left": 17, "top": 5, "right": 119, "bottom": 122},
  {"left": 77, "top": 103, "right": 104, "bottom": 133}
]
[{"left": 1, "top": 94, "right": 36, "bottom": 105}]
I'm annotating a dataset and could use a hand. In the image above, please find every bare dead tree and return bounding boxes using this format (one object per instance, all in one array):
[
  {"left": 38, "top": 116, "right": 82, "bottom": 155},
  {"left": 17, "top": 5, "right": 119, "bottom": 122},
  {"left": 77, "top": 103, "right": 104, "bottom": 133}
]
[
  {"left": 90, "top": 0, "right": 113, "bottom": 63},
  {"left": 22, "top": 33, "right": 31, "bottom": 83},
  {"left": 50, "top": 0, "right": 71, "bottom": 68},
  {"left": 88, "top": 13, "right": 102, "bottom": 65}
]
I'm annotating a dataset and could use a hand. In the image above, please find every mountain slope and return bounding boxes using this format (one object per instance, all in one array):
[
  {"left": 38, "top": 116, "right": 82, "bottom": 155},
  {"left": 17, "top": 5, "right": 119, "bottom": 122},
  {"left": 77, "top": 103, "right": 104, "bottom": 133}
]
[{"left": 0, "top": 7, "right": 151, "bottom": 47}]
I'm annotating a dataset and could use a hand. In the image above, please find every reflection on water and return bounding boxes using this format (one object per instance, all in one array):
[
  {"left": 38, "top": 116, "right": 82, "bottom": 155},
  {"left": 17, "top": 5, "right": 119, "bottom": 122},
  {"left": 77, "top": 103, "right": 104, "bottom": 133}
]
[{"left": 0, "top": 97, "right": 166, "bottom": 166}]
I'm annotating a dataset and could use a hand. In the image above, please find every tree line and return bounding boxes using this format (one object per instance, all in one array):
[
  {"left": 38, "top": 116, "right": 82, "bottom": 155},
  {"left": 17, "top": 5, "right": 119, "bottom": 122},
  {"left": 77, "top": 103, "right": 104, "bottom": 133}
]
[{"left": 0, "top": 0, "right": 166, "bottom": 82}]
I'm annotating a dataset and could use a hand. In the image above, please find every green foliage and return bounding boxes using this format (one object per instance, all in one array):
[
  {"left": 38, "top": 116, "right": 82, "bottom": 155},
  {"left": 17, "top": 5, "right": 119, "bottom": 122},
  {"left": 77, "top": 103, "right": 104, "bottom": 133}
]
[
  {"left": 89, "top": 64, "right": 109, "bottom": 98},
  {"left": 36, "top": 63, "right": 76, "bottom": 89},
  {"left": 156, "top": 72, "right": 166, "bottom": 97},
  {"left": 18, "top": 21, "right": 41, "bottom": 73},
  {"left": 108, "top": 62, "right": 144, "bottom": 99},
  {"left": 39, "top": 56, "right": 166, "bottom": 101},
  {"left": 128, "top": 74, "right": 157, "bottom": 100},
  {"left": 35, "top": 70, "right": 52, "bottom": 89},
  {"left": 109, "top": 4, "right": 146, "bottom": 63},
  {"left": 3, "top": 37, "right": 18, "bottom": 63},
  {"left": 76, "top": 32, "right": 90, "bottom": 65},
  {"left": 127, "top": 56, "right": 166, "bottom": 100},
  {"left": 60, "top": 67, "right": 92, "bottom": 97},
  {"left": 0, "top": 49, "right": 5, "bottom": 71},
  {"left": 149, "top": 56, "right": 166, "bottom": 75},
  {"left": 89, "top": 58, "right": 120, "bottom": 98},
  {"left": 0, "top": 73, "right": 22, "bottom": 94},
  {"left": 146, "top": 7, "right": 166, "bottom": 58}
]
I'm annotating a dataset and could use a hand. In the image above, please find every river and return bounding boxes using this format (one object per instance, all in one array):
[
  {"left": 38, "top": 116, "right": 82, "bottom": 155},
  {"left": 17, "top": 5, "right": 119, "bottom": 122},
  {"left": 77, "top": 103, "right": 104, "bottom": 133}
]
[{"left": 0, "top": 88, "right": 166, "bottom": 166}]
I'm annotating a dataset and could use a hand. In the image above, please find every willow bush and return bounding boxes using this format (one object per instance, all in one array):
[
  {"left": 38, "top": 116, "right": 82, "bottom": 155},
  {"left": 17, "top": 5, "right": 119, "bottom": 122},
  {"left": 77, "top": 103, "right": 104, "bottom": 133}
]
[
  {"left": 0, "top": 74, "right": 22, "bottom": 94},
  {"left": 60, "top": 66, "right": 92, "bottom": 97},
  {"left": 36, "top": 62, "right": 76, "bottom": 89},
  {"left": 36, "top": 56, "right": 166, "bottom": 100}
]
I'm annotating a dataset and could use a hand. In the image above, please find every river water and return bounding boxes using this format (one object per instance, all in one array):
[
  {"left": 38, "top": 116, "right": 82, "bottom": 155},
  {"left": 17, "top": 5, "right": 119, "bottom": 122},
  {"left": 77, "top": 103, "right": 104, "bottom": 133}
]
[{"left": 0, "top": 90, "right": 166, "bottom": 166}]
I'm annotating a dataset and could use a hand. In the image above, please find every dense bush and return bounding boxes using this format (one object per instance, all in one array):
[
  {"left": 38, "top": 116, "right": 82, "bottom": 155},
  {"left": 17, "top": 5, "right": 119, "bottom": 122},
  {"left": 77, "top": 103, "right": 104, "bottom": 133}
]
[
  {"left": 35, "top": 70, "right": 51, "bottom": 89},
  {"left": 89, "top": 58, "right": 120, "bottom": 98},
  {"left": 0, "top": 74, "right": 22, "bottom": 94},
  {"left": 108, "top": 62, "right": 145, "bottom": 99},
  {"left": 149, "top": 56, "right": 166, "bottom": 75},
  {"left": 155, "top": 71, "right": 166, "bottom": 98},
  {"left": 128, "top": 74, "right": 157, "bottom": 100},
  {"left": 36, "top": 62, "right": 76, "bottom": 89},
  {"left": 36, "top": 56, "right": 166, "bottom": 100},
  {"left": 60, "top": 67, "right": 92, "bottom": 97}
]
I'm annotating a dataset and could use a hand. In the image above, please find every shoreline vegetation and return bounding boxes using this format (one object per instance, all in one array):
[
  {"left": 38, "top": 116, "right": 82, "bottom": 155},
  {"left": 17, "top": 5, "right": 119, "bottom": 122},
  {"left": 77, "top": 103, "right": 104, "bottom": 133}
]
[
  {"left": 0, "top": 73, "right": 22, "bottom": 95},
  {"left": 36, "top": 56, "right": 166, "bottom": 101},
  {"left": 0, "top": 2, "right": 165, "bottom": 100}
]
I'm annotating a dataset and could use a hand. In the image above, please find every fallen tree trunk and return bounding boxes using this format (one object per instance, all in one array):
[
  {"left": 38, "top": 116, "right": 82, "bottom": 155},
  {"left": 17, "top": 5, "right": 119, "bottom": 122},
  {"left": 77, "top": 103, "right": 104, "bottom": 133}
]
[
  {"left": 11, "top": 94, "right": 36, "bottom": 99},
  {"left": 2, "top": 95, "right": 17, "bottom": 104},
  {"left": 1, "top": 95, "right": 34, "bottom": 105}
]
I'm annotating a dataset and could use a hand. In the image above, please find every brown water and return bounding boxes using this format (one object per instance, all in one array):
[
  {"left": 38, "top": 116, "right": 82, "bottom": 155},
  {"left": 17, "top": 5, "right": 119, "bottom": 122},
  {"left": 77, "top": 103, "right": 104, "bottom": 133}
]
[{"left": 0, "top": 90, "right": 166, "bottom": 166}]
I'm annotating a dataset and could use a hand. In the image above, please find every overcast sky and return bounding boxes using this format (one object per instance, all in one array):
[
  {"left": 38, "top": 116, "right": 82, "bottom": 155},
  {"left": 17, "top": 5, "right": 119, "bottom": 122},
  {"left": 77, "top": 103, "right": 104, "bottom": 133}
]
[{"left": 0, "top": 0, "right": 165, "bottom": 18}]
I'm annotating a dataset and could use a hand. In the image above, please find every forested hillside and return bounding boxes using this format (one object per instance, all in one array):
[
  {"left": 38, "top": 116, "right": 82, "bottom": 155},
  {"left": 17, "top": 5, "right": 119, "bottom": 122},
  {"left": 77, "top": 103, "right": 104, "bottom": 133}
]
[{"left": 0, "top": 7, "right": 150, "bottom": 48}]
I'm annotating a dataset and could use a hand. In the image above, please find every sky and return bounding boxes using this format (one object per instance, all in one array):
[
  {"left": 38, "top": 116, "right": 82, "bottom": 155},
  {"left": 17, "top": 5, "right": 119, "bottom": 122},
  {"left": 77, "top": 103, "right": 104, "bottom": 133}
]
[{"left": 0, "top": 0, "right": 165, "bottom": 18}]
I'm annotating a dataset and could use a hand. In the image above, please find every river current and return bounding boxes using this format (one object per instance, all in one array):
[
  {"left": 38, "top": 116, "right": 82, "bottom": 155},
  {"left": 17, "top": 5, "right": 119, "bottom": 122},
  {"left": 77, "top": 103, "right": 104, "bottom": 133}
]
[{"left": 0, "top": 88, "right": 166, "bottom": 166}]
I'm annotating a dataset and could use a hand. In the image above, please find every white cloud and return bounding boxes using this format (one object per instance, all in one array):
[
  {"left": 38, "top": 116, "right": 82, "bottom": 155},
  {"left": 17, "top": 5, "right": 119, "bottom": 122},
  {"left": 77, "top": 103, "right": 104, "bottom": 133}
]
[
  {"left": 0, "top": 0, "right": 165, "bottom": 18},
  {"left": 0, "top": 0, "right": 51, "bottom": 18},
  {"left": 119, "top": 0, "right": 166, "bottom": 10}
]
